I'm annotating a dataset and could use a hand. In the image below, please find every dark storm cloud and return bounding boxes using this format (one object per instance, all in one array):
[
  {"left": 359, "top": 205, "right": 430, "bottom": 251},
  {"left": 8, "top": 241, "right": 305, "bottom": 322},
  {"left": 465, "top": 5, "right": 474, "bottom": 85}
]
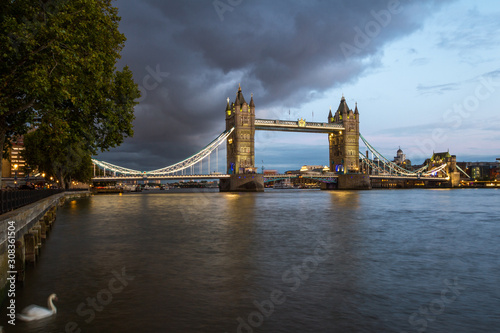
[{"left": 97, "top": 0, "right": 455, "bottom": 170}]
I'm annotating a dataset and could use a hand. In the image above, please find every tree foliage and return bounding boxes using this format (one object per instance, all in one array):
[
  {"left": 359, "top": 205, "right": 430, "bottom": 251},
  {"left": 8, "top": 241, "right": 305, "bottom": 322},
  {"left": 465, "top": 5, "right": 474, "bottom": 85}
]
[
  {"left": 23, "top": 124, "right": 92, "bottom": 189},
  {"left": 0, "top": 0, "right": 140, "bottom": 185}
]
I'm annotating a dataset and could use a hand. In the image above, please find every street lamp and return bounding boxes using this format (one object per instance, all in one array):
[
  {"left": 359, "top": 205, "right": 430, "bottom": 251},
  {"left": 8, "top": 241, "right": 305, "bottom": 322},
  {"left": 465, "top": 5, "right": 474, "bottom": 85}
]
[
  {"left": 40, "top": 173, "right": 46, "bottom": 188},
  {"left": 13, "top": 164, "right": 18, "bottom": 189}
]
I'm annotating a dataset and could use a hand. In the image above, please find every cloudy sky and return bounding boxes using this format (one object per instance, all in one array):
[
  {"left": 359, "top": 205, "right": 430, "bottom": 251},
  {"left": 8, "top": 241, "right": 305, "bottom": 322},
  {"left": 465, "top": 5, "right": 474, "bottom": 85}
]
[{"left": 96, "top": 0, "right": 500, "bottom": 173}]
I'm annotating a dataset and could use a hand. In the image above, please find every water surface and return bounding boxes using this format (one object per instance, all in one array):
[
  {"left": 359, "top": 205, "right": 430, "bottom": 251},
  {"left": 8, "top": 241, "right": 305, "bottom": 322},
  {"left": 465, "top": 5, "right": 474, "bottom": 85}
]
[{"left": 2, "top": 189, "right": 499, "bottom": 332}]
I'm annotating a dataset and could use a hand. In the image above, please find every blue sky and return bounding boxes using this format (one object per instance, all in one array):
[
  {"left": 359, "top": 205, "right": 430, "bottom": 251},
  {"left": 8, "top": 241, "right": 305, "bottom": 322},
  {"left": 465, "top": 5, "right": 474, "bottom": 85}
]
[
  {"left": 255, "top": 0, "right": 500, "bottom": 171},
  {"left": 98, "top": 0, "right": 500, "bottom": 173}
]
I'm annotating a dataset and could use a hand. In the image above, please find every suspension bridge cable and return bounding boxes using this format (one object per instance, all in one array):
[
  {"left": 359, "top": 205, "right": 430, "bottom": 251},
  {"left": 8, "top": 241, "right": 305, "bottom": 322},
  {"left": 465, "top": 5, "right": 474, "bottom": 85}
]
[
  {"left": 146, "top": 127, "right": 234, "bottom": 175},
  {"left": 359, "top": 133, "right": 416, "bottom": 176},
  {"left": 92, "top": 128, "right": 234, "bottom": 176}
]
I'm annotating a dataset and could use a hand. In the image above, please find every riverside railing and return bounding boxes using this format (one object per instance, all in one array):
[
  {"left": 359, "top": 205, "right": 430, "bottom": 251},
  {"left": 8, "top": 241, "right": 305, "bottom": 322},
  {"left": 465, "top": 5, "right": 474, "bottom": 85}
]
[{"left": 0, "top": 189, "right": 64, "bottom": 215}]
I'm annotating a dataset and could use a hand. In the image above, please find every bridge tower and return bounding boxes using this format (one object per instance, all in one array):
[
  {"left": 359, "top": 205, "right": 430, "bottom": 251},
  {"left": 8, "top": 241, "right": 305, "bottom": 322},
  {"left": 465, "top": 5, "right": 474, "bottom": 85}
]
[
  {"left": 328, "top": 96, "right": 360, "bottom": 174},
  {"left": 221, "top": 85, "right": 263, "bottom": 192},
  {"left": 225, "top": 85, "right": 256, "bottom": 174}
]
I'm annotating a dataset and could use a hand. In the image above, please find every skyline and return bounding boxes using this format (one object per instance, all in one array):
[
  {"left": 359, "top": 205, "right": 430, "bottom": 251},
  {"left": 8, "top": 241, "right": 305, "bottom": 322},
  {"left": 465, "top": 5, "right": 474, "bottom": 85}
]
[{"left": 96, "top": 0, "right": 500, "bottom": 173}]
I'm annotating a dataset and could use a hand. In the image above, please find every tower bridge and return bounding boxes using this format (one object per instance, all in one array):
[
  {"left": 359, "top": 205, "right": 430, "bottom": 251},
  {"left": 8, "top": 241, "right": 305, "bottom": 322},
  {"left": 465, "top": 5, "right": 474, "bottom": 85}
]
[
  {"left": 91, "top": 85, "right": 467, "bottom": 191},
  {"left": 221, "top": 85, "right": 365, "bottom": 191}
]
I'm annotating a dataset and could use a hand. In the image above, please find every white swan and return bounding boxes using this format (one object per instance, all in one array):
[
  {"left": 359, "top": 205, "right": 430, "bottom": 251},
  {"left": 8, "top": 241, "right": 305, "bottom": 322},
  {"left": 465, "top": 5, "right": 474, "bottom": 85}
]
[{"left": 17, "top": 294, "right": 58, "bottom": 321}]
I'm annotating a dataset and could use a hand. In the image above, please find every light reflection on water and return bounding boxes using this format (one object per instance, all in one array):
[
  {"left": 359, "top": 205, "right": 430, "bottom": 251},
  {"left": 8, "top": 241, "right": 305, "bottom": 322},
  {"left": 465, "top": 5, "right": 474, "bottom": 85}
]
[{"left": 2, "top": 189, "right": 499, "bottom": 332}]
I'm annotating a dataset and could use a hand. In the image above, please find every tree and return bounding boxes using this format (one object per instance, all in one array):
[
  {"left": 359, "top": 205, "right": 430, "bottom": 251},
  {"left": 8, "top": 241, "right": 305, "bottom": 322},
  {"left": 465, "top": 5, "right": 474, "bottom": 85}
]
[
  {"left": 23, "top": 125, "right": 92, "bottom": 189},
  {"left": 23, "top": 65, "right": 139, "bottom": 188},
  {"left": 0, "top": 0, "right": 140, "bottom": 187}
]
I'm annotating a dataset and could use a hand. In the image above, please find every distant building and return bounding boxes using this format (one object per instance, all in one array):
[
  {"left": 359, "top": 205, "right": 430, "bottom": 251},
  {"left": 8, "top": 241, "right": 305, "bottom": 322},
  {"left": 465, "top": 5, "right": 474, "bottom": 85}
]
[
  {"left": 497, "top": 158, "right": 500, "bottom": 180},
  {"left": 456, "top": 161, "right": 468, "bottom": 172},
  {"left": 393, "top": 147, "right": 405, "bottom": 164},
  {"left": 466, "top": 161, "right": 498, "bottom": 180},
  {"left": 299, "top": 165, "right": 324, "bottom": 173},
  {"left": 392, "top": 147, "right": 411, "bottom": 170},
  {"left": 2, "top": 136, "right": 27, "bottom": 178},
  {"left": 284, "top": 166, "right": 323, "bottom": 175},
  {"left": 282, "top": 165, "right": 325, "bottom": 188},
  {"left": 263, "top": 169, "right": 278, "bottom": 175}
]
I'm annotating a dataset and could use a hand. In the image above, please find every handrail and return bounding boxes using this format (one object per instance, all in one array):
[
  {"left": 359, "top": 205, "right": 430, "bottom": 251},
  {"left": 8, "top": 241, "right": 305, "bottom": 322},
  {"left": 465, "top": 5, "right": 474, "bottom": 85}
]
[{"left": 0, "top": 189, "right": 64, "bottom": 215}]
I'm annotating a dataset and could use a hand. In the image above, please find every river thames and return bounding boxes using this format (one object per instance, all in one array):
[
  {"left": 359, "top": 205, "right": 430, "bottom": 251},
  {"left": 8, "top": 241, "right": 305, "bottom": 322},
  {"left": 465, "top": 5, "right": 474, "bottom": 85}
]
[{"left": 2, "top": 188, "right": 499, "bottom": 332}]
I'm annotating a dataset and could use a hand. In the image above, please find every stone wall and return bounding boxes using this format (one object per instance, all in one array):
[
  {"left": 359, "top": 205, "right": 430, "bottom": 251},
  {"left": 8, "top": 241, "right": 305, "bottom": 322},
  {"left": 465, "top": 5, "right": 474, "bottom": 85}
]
[{"left": 0, "top": 191, "right": 90, "bottom": 304}]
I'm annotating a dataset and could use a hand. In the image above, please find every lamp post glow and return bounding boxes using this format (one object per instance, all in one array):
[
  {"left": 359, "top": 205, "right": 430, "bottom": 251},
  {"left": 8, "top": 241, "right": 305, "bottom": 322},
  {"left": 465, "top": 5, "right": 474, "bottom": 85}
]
[{"left": 13, "top": 164, "right": 18, "bottom": 189}]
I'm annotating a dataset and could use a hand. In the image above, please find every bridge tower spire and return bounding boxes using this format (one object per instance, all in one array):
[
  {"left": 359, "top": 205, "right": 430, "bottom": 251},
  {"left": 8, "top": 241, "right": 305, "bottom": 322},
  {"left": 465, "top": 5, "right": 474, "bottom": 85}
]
[
  {"left": 329, "top": 96, "right": 360, "bottom": 174},
  {"left": 225, "top": 85, "right": 256, "bottom": 174}
]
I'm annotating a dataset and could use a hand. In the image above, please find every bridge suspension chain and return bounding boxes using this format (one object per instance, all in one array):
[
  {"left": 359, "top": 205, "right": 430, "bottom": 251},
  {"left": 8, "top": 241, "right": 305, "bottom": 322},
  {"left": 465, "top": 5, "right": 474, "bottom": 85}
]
[
  {"left": 413, "top": 164, "right": 429, "bottom": 174},
  {"left": 456, "top": 165, "right": 471, "bottom": 179},
  {"left": 91, "top": 159, "right": 142, "bottom": 176},
  {"left": 146, "top": 127, "right": 234, "bottom": 175},
  {"left": 359, "top": 133, "right": 418, "bottom": 176},
  {"left": 421, "top": 163, "right": 448, "bottom": 177},
  {"left": 359, "top": 133, "right": 454, "bottom": 178},
  {"left": 92, "top": 128, "right": 233, "bottom": 176},
  {"left": 358, "top": 151, "right": 404, "bottom": 176}
]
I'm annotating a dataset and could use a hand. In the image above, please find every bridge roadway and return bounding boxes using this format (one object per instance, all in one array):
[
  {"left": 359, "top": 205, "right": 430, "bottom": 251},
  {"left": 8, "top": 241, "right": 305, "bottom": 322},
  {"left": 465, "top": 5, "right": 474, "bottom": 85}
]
[
  {"left": 91, "top": 173, "right": 339, "bottom": 182},
  {"left": 370, "top": 174, "right": 448, "bottom": 181},
  {"left": 93, "top": 174, "right": 230, "bottom": 181},
  {"left": 92, "top": 173, "right": 446, "bottom": 182},
  {"left": 254, "top": 119, "right": 344, "bottom": 133}
]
